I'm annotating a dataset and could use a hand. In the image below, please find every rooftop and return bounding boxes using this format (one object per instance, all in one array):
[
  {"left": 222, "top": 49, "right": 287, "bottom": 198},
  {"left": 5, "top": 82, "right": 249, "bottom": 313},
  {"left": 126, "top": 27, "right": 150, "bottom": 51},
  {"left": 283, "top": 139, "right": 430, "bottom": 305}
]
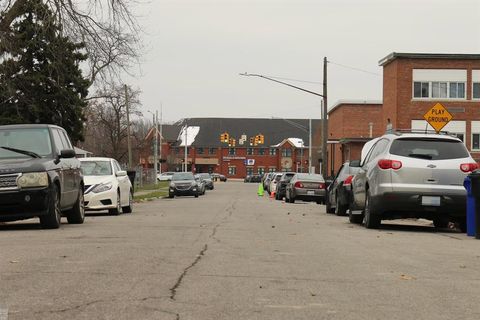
[
  {"left": 328, "top": 100, "right": 382, "bottom": 115},
  {"left": 379, "top": 52, "right": 480, "bottom": 66}
]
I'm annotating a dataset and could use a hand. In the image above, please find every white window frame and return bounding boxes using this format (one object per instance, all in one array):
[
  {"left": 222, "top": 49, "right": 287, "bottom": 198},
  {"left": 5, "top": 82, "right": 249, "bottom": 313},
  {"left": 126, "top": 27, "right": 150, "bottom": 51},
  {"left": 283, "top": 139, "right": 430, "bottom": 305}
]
[
  {"left": 228, "top": 166, "right": 236, "bottom": 175},
  {"left": 412, "top": 69, "right": 467, "bottom": 101},
  {"left": 471, "top": 121, "right": 480, "bottom": 151}
]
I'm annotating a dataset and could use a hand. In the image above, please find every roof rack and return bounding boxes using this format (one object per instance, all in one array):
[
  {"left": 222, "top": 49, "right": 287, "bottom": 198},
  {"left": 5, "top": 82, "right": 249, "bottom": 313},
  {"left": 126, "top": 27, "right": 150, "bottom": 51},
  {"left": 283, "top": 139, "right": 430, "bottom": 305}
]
[{"left": 390, "top": 129, "right": 457, "bottom": 137}]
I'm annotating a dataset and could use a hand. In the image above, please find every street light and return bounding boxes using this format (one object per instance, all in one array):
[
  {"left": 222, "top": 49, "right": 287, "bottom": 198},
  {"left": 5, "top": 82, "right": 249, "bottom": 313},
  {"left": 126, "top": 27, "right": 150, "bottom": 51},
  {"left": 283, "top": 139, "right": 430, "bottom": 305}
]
[
  {"left": 240, "top": 62, "right": 328, "bottom": 178},
  {"left": 147, "top": 110, "right": 158, "bottom": 185}
]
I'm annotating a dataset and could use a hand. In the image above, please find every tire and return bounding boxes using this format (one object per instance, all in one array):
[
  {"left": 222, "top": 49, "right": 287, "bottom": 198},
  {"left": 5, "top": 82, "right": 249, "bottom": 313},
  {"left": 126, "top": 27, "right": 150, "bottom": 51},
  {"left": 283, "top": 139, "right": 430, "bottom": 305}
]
[
  {"left": 40, "top": 184, "right": 61, "bottom": 229},
  {"left": 66, "top": 187, "right": 85, "bottom": 224},
  {"left": 325, "top": 194, "right": 335, "bottom": 213},
  {"left": 433, "top": 216, "right": 449, "bottom": 229},
  {"left": 349, "top": 208, "right": 364, "bottom": 224},
  {"left": 122, "top": 190, "right": 133, "bottom": 213},
  {"left": 459, "top": 220, "right": 467, "bottom": 233},
  {"left": 109, "top": 191, "right": 121, "bottom": 215},
  {"left": 290, "top": 195, "right": 295, "bottom": 203},
  {"left": 168, "top": 193, "right": 174, "bottom": 199},
  {"left": 364, "top": 190, "right": 381, "bottom": 229},
  {"left": 335, "top": 193, "right": 348, "bottom": 216},
  {"left": 194, "top": 192, "right": 199, "bottom": 198}
]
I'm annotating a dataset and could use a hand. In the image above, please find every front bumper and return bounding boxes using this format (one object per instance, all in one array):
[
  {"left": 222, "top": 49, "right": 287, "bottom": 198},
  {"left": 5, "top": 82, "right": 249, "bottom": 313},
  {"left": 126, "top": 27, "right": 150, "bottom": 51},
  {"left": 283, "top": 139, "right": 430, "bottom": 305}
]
[
  {"left": 169, "top": 186, "right": 198, "bottom": 196},
  {"left": 0, "top": 187, "right": 50, "bottom": 221},
  {"left": 84, "top": 189, "right": 117, "bottom": 210}
]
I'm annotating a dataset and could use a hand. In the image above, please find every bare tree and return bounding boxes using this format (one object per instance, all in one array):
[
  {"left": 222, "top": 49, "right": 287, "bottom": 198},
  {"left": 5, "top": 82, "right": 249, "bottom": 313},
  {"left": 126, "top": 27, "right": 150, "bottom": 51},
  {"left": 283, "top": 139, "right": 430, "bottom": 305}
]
[
  {"left": 82, "top": 83, "right": 142, "bottom": 161},
  {"left": 0, "top": 0, "right": 141, "bottom": 85}
]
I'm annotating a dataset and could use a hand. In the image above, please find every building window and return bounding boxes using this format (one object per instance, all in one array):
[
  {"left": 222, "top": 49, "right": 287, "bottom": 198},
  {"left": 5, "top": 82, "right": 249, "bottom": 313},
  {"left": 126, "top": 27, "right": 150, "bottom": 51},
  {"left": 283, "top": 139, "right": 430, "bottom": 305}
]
[
  {"left": 257, "top": 167, "right": 265, "bottom": 175},
  {"left": 197, "top": 147, "right": 204, "bottom": 154},
  {"left": 258, "top": 148, "right": 265, "bottom": 155},
  {"left": 473, "top": 134, "right": 480, "bottom": 150},
  {"left": 269, "top": 148, "right": 276, "bottom": 155},
  {"left": 296, "top": 149, "right": 304, "bottom": 157},
  {"left": 473, "top": 83, "right": 480, "bottom": 99},
  {"left": 246, "top": 167, "right": 254, "bottom": 175},
  {"left": 281, "top": 148, "right": 292, "bottom": 157},
  {"left": 432, "top": 82, "right": 448, "bottom": 98},
  {"left": 454, "top": 133, "right": 464, "bottom": 142},
  {"left": 247, "top": 148, "right": 254, "bottom": 155},
  {"left": 449, "top": 82, "right": 465, "bottom": 98},
  {"left": 228, "top": 148, "right": 236, "bottom": 155},
  {"left": 413, "top": 82, "right": 429, "bottom": 98},
  {"left": 209, "top": 147, "right": 216, "bottom": 155},
  {"left": 228, "top": 166, "right": 236, "bottom": 175},
  {"left": 268, "top": 167, "right": 276, "bottom": 173}
]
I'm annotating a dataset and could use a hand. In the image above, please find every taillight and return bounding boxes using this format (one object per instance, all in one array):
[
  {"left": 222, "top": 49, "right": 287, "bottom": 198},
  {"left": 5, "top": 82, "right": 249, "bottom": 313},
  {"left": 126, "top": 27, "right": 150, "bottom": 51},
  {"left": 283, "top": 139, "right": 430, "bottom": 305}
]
[
  {"left": 460, "top": 163, "right": 478, "bottom": 173},
  {"left": 343, "top": 175, "right": 354, "bottom": 186},
  {"left": 319, "top": 183, "right": 326, "bottom": 189},
  {"left": 378, "top": 159, "right": 402, "bottom": 170},
  {"left": 294, "top": 182, "right": 304, "bottom": 188}
]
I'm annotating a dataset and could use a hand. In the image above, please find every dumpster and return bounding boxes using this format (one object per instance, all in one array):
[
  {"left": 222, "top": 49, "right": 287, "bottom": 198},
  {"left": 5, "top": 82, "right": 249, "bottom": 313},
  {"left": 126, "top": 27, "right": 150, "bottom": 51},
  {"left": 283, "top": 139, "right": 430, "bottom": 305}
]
[
  {"left": 468, "top": 170, "right": 480, "bottom": 239},
  {"left": 127, "top": 170, "right": 137, "bottom": 192}
]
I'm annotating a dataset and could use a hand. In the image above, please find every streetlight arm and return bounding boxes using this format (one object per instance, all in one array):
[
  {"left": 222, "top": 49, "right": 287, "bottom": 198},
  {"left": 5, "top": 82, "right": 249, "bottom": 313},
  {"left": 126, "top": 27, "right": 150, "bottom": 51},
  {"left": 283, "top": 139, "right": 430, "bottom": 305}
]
[{"left": 239, "top": 73, "right": 324, "bottom": 98}]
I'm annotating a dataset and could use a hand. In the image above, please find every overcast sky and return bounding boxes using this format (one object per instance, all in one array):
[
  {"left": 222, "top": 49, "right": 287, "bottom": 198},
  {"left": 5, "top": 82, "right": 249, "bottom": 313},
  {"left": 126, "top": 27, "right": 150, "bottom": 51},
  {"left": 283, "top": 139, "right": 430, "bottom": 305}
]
[{"left": 128, "top": 0, "right": 480, "bottom": 123}]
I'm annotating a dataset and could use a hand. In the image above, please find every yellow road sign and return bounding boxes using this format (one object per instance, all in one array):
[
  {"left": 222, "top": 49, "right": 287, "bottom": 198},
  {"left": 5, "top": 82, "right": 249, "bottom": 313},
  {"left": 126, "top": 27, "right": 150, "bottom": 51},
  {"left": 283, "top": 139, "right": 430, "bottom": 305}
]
[{"left": 423, "top": 103, "right": 453, "bottom": 133}]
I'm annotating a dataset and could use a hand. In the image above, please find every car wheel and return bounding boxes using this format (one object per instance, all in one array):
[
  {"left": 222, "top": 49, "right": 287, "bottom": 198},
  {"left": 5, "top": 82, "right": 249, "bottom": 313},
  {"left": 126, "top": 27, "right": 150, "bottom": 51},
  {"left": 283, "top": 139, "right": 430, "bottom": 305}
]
[
  {"left": 40, "top": 184, "right": 61, "bottom": 229},
  {"left": 194, "top": 192, "right": 199, "bottom": 198},
  {"left": 363, "top": 190, "right": 381, "bottom": 229},
  {"left": 433, "top": 216, "right": 449, "bottom": 229},
  {"left": 349, "top": 208, "right": 364, "bottom": 224},
  {"left": 168, "top": 193, "right": 174, "bottom": 198},
  {"left": 122, "top": 189, "right": 133, "bottom": 213},
  {"left": 109, "top": 191, "right": 121, "bottom": 215},
  {"left": 325, "top": 194, "right": 335, "bottom": 213},
  {"left": 335, "top": 193, "right": 347, "bottom": 216},
  {"left": 66, "top": 187, "right": 85, "bottom": 224}
]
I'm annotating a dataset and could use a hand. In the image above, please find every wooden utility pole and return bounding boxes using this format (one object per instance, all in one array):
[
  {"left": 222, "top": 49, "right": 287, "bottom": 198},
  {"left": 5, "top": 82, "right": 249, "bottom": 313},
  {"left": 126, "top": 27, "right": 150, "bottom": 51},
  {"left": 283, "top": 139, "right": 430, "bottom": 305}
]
[
  {"left": 124, "top": 84, "right": 133, "bottom": 169},
  {"left": 322, "top": 57, "right": 328, "bottom": 178}
]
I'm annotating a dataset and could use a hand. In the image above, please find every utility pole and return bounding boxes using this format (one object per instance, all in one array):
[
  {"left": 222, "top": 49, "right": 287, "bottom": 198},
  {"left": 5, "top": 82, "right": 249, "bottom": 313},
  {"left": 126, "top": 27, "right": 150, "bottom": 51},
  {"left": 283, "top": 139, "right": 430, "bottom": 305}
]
[
  {"left": 322, "top": 57, "right": 328, "bottom": 178},
  {"left": 153, "top": 111, "right": 158, "bottom": 185},
  {"left": 124, "top": 84, "right": 133, "bottom": 169},
  {"left": 159, "top": 106, "right": 163, "bottom": 174},
  {"left": 184, "top": 123, "right": 188, "bottom": 172},
  {"left": 309, "top": 118, "right": 312, "bottom": 174}
]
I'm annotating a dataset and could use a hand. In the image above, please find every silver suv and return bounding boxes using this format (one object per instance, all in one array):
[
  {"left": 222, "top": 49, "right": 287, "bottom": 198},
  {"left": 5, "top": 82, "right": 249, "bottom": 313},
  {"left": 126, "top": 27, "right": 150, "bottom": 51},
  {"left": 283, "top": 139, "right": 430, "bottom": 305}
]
[{"left": 349, "top": 131, "right": 477, "bottom": 229}]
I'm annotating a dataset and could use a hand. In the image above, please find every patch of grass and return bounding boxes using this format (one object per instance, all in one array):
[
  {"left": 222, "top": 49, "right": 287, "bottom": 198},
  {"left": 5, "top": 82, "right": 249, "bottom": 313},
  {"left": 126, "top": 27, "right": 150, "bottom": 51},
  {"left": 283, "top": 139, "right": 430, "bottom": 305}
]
[
  {"left": 136, "top": 181, "right": 169, "bottom": 191},
  {"left": 134, "top": 190, "right": 168, "bottom": 202}
]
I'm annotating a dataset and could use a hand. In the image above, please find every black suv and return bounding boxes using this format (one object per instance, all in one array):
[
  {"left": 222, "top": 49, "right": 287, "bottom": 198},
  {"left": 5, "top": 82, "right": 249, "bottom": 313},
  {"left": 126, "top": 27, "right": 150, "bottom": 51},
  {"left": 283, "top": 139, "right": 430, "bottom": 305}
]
[
  {"left": 0, "top": 124, "right": 85, "bottom": 228},
  {"left": 168, "top": 172, "right": 199, "bottom": 198}
]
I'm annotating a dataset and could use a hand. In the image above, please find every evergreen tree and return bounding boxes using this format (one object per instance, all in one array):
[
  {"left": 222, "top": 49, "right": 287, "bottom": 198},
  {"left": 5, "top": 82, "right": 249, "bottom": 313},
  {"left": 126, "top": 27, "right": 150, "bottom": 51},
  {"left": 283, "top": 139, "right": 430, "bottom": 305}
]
[{"left": 0, "top": 0, "right": 90, "bottom": 143}]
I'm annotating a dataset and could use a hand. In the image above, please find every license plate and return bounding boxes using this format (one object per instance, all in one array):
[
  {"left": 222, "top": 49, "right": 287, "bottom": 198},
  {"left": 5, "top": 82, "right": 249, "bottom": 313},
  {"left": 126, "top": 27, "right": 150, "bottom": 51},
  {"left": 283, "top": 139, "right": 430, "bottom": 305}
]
[
  {"left": 422, "top": 196, "right": 440, "bottom": 206},
  {"left": 307, "top": 190, "right": 315, "bottom": 195}
]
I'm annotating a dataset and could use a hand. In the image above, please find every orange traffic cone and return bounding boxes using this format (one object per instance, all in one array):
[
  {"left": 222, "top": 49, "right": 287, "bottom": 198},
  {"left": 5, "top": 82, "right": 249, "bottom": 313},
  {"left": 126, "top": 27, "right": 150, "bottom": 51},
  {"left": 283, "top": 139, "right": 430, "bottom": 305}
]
[{"left": 270, "top": 190, "right": 275, "bottom": 199}]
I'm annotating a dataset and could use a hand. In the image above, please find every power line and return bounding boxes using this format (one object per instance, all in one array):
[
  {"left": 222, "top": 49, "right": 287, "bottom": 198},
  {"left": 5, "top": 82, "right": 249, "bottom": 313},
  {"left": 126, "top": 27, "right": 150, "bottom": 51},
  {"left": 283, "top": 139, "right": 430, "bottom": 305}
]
[{"left": 328, "top": 61, "right": 382, "bottom": 77}]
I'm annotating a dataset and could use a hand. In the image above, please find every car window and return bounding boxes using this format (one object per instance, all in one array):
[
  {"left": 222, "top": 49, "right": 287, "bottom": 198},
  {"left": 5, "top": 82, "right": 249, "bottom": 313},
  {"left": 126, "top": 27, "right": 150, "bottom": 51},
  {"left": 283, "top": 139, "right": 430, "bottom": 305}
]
[
  {"left": 0, "top": 127, "right": 52, "bottom": 158},
  {"left": 59, "top": 130, "right": 73, "bottom": 149},
  {"left": 51, "top": 129, "right": 65, "bottom": 153},
  {"left": 390, "top": 138, "right": 469, "bottom": 160},
  {"left": 296, "top": 173, "right": 323, "bottom": 181},
  {"left": 172, "top": 172, "right": 195, "bottom": 181},
  {"left": 113, "top": 160, "right": 122, "bottom": 172},
  {"left": 81, "top": 161, "right": 113, "bottom": 176},
  {"left": 363, "top": 139, "right": 389, "bottom": 164}
]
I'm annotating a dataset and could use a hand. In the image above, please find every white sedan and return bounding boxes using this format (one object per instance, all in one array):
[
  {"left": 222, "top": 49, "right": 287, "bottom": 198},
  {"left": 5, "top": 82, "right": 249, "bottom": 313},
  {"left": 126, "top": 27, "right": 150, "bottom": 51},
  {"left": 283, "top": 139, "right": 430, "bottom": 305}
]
[{"left": 79, "top": 157, "right": 133, "bottom": 215}]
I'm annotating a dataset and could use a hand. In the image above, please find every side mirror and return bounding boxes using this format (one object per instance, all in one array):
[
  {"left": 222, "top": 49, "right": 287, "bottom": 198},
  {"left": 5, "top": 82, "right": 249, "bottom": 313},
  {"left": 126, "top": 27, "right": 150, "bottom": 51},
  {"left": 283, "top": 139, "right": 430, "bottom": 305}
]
[
  {"left": 349, "top": 160, "right": 361, "bottom": 167},
  {"left": 59, "top": 149, "right": 76, "bottom": 158},
  {"left": 116, "top": 170, "right": 127, "bottom": 177}
]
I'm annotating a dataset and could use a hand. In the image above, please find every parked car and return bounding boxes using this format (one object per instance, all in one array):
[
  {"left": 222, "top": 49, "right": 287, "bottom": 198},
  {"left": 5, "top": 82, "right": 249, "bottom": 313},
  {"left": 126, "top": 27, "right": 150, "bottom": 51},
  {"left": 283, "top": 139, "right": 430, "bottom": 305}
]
[
  {"left": 285, "top": 173, "right": 326, "bottom": 204},
  {"left": 212, "top": 173, "right": 227, "bottom": 182},
  {"left": 263, "top": 172, "right": 275, "bottom": 193},
  {"left": 0, "top": 124, "right": 85, "bottom": 228},
  {"left": 244, "top": 174, "right": 262, "bottom": 183},
  {"left": 197, "top": 173, "right": 214, "bottom": 189},
  {"left": 275, "top": 172, "right": 296, "bottom": 200},
  {"left": 269, "top": 173, "right": 283, "bottom": 195},
  {"left": 349, "top": 131, "right": 477, "bottom": 229},
  {"left": 194, "top": 174, "right": 207, "bottom": 195},
  {"left": 158, "top": 171, "right": 175, "bottom": 181},
  {"left": 169, "top": 172, "right": 199, "bottom": 198},
  {"left": 326, "top": 160, "right": 360, "bottom": 216},
  {"left": 80, "top": 157, "right": 133, "bottom": 215}
]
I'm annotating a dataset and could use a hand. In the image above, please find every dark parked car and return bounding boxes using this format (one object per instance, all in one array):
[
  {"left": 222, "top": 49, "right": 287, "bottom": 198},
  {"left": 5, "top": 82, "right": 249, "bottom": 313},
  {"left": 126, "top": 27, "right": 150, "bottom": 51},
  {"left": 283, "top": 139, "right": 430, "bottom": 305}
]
[
  {"left": 275, "top": 172, "right": 296, "bottom": 200},
  {"left": 0, "top": 124, "right": 85, "bottom": 229},
  {"left": 244, "top": 174, "right": 262, "bottom": 183},
  {"left": 169, "top": 172, "right": 199, "bottom": 198},
  {"left": 326, "top": 160, "right": 360, "bottom": 215},
  {"left": 197, "top": 173, "right": 214, "bottom": 190},
  {"left": 285, "top": 173, "right": 326, "bottom": 204},
  {"left": 212, "top": 173, "right": 227, "bottom": 182}
]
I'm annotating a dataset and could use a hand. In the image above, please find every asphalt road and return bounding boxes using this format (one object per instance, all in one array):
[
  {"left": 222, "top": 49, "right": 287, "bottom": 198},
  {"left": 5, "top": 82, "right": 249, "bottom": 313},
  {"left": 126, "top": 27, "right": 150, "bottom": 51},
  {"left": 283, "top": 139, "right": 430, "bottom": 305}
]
[{"left": 1, "top": 181, "right": 480, "bottom": 320}]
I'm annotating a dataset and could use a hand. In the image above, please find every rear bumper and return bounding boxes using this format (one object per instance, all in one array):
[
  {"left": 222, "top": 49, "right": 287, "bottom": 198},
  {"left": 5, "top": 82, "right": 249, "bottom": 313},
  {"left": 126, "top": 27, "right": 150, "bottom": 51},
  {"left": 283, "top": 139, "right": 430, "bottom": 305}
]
[
  {"left": 294, "top": 188, "right": 326, "bottom": 202},
  {"left": 371, "top": 192, "right": 466, "bottom": 220},
  {"left": 0, "top": 188, "right": 50, "bottom": 221}
]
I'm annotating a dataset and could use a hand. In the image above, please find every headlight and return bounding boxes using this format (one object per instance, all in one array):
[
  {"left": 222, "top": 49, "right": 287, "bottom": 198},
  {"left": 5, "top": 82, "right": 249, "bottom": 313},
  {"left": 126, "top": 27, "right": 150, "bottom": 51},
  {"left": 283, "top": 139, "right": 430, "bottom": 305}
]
[
  {"left": 191, "top": 181, "right": 197, "bottom": 186},
  {"left": 92, "top": 182, "right": 112, "bottom": 193},
  {"left": 17, "top": 172, "right": 49, "bottom": 188},
  {"left": 170, "top": 182, "right": 176, "bottom": 187}
]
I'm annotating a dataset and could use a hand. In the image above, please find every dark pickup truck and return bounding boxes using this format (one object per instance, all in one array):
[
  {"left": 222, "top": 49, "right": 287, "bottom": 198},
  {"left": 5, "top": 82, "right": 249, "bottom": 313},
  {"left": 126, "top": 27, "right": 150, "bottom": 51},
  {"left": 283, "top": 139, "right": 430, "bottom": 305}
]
[{"left": 0, "top": 124, "right": 85, "bottom": 228}]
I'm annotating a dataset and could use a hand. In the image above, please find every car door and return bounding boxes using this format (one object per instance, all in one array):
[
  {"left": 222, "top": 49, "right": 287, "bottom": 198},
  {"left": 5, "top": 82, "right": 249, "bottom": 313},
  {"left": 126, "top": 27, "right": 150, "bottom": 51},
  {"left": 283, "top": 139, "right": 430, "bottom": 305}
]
[
  {"left": 113, "top": 160, "right": 130, "bottom": 205},
  {"left": 329, "top": 164, "right": 345, "bottom": 206},
  {"left": 51, "top": 128, "right": 74, "bottom": 207}
]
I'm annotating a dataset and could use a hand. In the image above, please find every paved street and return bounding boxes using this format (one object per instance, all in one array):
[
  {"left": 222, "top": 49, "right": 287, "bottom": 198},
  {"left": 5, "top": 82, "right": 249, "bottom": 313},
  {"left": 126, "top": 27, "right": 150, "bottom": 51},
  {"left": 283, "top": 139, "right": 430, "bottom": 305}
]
[{"left": 1, "top": 181, "right": 480, "bottom": 320}]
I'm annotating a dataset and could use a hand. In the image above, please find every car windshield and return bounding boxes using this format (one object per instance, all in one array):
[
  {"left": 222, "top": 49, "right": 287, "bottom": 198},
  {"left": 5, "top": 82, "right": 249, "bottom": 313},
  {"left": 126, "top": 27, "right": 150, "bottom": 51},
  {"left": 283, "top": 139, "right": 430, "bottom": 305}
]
[
  {"left": 0, "top": 128, "right": 52, "bottom": 159},
  {"left": 172, "top": 172, "right": 195, "bottom": 181},
  {"left": 200, "top": 173, "right": 211, "bottom": 179},
  {"left": 80, "top": 161, "right": 112, "bottom": 176},
  {"left": 296, "top": 173, "right": 324, "bottom": 181},
  {"left": 390, "top": 138, "right": 470, "bottom": 160},
  {"left": 162, "top": 172, "right": 174, "bottom": 176}
]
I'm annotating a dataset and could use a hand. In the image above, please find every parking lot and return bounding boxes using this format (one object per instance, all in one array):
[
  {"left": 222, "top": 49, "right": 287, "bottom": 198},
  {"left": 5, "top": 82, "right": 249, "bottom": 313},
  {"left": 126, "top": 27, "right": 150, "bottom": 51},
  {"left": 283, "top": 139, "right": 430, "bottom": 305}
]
[{"left": 1, "top": 181, "right": 480, "bottom": 320}]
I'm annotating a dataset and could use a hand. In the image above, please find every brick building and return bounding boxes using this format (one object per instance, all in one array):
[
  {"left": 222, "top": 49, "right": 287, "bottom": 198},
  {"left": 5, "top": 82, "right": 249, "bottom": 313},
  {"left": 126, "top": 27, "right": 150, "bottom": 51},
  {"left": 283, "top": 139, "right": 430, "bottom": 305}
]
[
  {"left": 328, "top": 52, "right": 480, "bottom": 174},
  {"left": 140, "top": 118, "right": 323, "bottom": 179}
]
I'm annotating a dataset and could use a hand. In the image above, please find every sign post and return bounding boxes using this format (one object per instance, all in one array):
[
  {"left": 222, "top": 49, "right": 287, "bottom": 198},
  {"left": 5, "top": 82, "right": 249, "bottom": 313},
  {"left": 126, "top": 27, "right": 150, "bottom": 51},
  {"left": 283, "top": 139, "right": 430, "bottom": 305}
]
[{"left": 423, "top": 103, "right": 453, "bottom": 133}]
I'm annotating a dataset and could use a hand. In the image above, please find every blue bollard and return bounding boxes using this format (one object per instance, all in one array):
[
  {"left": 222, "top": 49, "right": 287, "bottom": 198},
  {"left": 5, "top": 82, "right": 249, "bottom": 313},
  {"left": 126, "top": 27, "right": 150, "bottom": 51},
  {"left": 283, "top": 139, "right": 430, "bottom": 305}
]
[{"left": 464, "top": 176, "right": 476, "bottom": 237}]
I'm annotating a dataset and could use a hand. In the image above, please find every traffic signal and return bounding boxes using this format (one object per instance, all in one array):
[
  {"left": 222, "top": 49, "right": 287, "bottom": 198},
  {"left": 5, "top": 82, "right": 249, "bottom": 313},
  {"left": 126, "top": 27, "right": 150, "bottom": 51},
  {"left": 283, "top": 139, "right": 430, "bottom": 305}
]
[
  {"left": 258, "top": 134, "right": 264, "bottom": 144},
  {"left": 220, "top": 132, "right": 229, "bottom": 143},
  {"left": 249, "top": 137, "right": 254, "bottom": 146},
  {"left": 232, "top": 139, "right": 236, "bottom": 147}
]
